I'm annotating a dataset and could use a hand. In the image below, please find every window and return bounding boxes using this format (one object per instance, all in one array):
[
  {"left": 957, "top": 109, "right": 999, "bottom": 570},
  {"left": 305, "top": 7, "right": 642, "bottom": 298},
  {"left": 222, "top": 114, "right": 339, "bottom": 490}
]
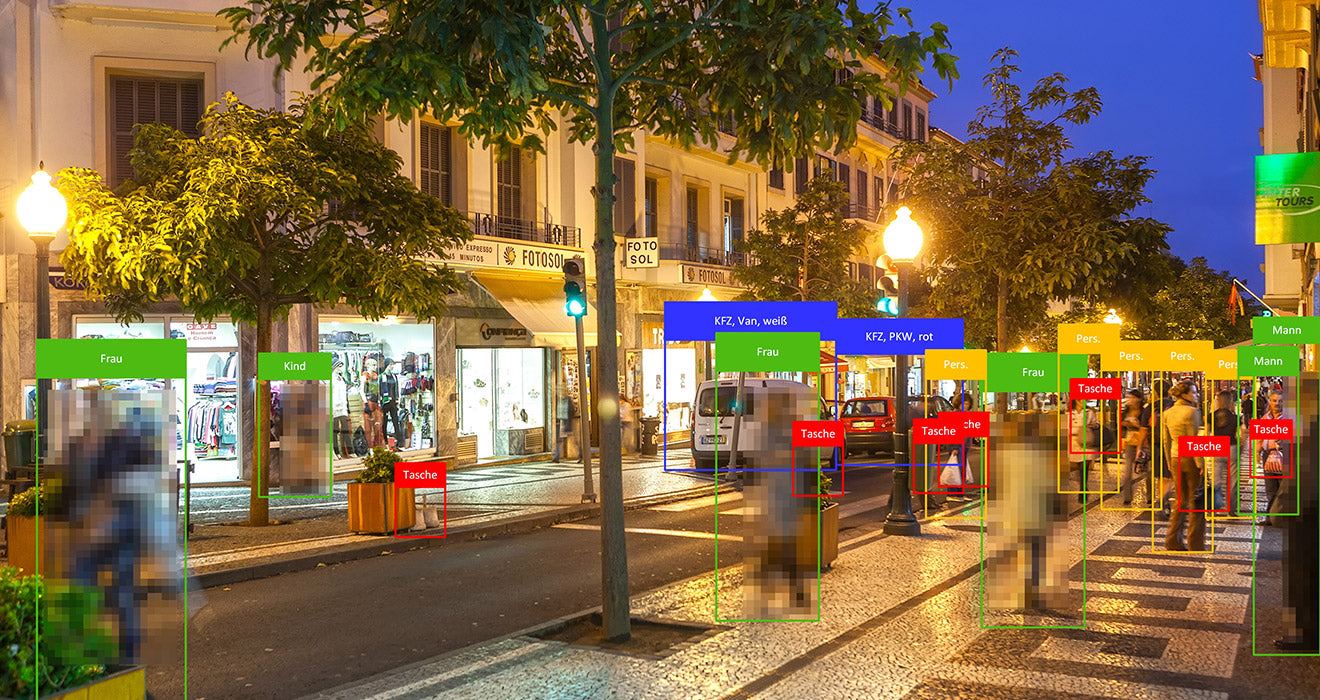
[
  {"left": 795, "top": 156, "right": 810, "bottom": 194},
  {"left": 857, "top": 170, "right": 868, "bottom": 209},
  {"left": 887, "top": 100, "right": 899, "bottom": 130},
  {"left": 644, "top": 177, "right": 658, "bottom": 238},
  {"left": 915, "top": 109, "right": 927, "bottom": 143},
  {"left": 418, "top": 123, "right": 452, "bottom": 205},
  {"left": 698, "top": 386, "right": 756, "bottom": 417},
  {"left": 109, "top": 75, "right": 203, "bottom": 188},
  {"left": 614, "top": 157, "right": 637, "bottom": 237},
  {"left": 874, "top": 176, "right": 885, "bottom": 205},
  {"left": 902, "top": 101, "right": 913, "bottom": 140},
  {"left": 769, "top": 165, "right": 785, "bottom": 190},
  {"left": 722, "top": 196, "right": 744, "bottom": 255},
  {"left": 496, "top": 146, "right": 523, "bottom": 221},
  {"left": 686, "top": 186, "right": 700, "bottom": 249},
  {"left": 838, "top": 164, "right": 851, "bottom": 196},
  {"left": 843, "top": 399, "right": 889, "bottom": 417},
  {"left": 815, "top": 156, "right": 835, "bottom": 179},
  {"left": 888, "top": 179, "right": 899, "bottom": 202}
]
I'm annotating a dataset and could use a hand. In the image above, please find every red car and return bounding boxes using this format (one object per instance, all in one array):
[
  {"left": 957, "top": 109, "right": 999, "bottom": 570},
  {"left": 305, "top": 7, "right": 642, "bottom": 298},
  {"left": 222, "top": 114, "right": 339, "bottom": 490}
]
[{"left": 841, "top": 395, "right": 954, "bottom": 456}]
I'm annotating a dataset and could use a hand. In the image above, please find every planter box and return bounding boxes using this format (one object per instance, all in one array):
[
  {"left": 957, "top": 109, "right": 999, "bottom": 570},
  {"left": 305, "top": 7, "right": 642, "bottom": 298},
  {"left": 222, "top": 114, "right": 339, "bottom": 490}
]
[
  {"left": 347, "top": 482, "right": 415, "bottom": 534},
  {"left": 797, "top": 501, "right": 840, "bottom": 570},
  {"left": 5, "top": 515, "right": 68, "bottom": 579},
  {"left": 1, "top": 664, "right": 146, "bottom": 700}
]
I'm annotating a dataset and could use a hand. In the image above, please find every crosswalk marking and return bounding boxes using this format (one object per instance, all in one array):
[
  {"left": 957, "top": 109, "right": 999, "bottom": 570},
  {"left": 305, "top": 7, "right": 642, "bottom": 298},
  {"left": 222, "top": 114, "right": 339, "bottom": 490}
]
[{"left": 552, "top": 522, "right": 742, "bottom": 542}]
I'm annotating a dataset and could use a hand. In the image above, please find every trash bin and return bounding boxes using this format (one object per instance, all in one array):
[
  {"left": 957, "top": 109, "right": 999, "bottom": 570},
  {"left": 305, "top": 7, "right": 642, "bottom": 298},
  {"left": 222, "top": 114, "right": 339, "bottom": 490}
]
[
  {"left": 4, "top": 420, "right": 36, "bottom": 470},
  {"left": 640, "top": 417, "right": 662, "bottom": 456}
]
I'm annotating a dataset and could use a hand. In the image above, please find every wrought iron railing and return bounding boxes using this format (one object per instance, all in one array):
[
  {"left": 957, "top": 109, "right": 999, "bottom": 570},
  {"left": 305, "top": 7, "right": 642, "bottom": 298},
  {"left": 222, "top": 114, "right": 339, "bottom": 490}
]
[
  {"left": 657, "top": 244, "right": 757, "bottom": 267},
  {"left": 839, "top": 203, "right": 881, "bottom": 223},
  {"left": 469, "top": 212, "right": 581, "bottom": 248}
]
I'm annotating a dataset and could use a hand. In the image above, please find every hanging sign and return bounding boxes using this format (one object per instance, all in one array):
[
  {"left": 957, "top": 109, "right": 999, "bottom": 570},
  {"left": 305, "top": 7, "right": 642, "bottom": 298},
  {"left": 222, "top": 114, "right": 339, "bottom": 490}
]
[{"left": 1256, "top": 152, "right": 1320, "bottom": 244}]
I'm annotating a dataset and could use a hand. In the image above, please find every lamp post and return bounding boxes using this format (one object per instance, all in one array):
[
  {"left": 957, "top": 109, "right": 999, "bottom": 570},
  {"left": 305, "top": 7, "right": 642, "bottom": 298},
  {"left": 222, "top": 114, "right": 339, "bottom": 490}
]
[
  {"left": 881, "top": 206, "right": 923, "bottom": 536},
  {"left": 1103, "top": 308, "right": 1122, "bottom": 325},
  {"left": 17, "top": 165, "right": 67, "bottom": 467}
]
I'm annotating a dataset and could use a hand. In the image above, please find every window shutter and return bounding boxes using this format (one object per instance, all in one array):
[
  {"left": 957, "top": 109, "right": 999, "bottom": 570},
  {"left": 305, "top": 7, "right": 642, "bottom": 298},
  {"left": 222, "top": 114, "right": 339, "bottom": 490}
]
[
  {"left": 644, "top": 177, "right": 658, "bottom": 237},
  {"left": 795, "top": 156, "right": 809, "bottom": 194},
  {"left": 857, "top": 171, "right": 868, "bottom": 208},
  {"left": 838, "top": 164, "right": 850, "bottom": 192},
  {"left": 730, "top": 198, "right": 744, "bottom": 247},
  {"left": 686, "top": 187, "right": 699, "bottom": 249},
  {"left": 419, "top": 123, "right": 452, "bottom": 205},
  {"left": 614, "top": 158, "right": 636, "bottom": 237},
  {"left": 916, "top": 110, "right": 927, "bottom": 142},
  {"left": 108, "top": 75, "right": 203, "bottom": 188},
  {"left": 497, "top": 146, "right": 522, "bottom": 220}
]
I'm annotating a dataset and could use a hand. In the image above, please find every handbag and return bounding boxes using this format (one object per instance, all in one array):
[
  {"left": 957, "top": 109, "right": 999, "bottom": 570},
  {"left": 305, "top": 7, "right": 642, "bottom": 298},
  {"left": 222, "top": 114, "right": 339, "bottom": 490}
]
[{"left": 1264, "top": 449, "right": 1286, "bottom": 475}]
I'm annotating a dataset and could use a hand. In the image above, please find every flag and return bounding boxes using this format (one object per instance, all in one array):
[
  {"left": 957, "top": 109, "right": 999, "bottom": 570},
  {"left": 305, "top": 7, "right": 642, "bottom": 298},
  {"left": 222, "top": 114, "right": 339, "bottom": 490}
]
[{"left": 1228, "top": 283, "right": 1243, "bottom": 323}]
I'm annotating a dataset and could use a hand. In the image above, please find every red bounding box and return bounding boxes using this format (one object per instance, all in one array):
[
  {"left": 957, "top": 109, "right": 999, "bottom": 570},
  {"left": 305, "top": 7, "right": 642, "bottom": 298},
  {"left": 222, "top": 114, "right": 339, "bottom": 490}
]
[
  {"left": 944, "top": 411, "right": 989, "bottom": 438},
  {"left": 793, "top": 420, "right": 845, "bottom": 447},
  {"left": 1070, "top": 377, "right": 1121, "bottom": 400},
  {"left": 394, "top": 461, "right": 447, "bottom": 539},
  {"left": 1179, "top": 436, "right": 1230, "bottom": 458},
  {"left": 913, "top": 418, "right": 961, "bottom": 444},
  {"left": 1249, "top": 419, "right": 1294, "bottom": 441}
]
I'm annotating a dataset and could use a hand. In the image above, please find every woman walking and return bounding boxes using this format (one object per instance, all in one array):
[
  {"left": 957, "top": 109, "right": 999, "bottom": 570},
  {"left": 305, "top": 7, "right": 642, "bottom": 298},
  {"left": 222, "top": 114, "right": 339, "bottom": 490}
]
[
  {"left": 1162, "top": 381, "right": 1205, "bottom": 551},
  {"left": 1211, "top": 390, "right": 1239, "bottom": 515},
  {"left": 1120, "top": 389, "right": 1150, "bottom": 505}
]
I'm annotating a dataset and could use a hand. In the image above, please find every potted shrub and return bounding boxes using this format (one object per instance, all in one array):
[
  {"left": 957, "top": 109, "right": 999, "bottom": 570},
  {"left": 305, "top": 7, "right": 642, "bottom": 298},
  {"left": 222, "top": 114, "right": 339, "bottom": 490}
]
[
  {"left": 347, "top": 447, "right": 415, "bottom": 534},
  {"left": 797, "top": 461, "right": 840, "bottom": 570},
  {"left": 0, "top": 567, "right": 146, "bottom": 699},
  {"left": 5, "top": 485, "right": 68, "bottom": 580}
]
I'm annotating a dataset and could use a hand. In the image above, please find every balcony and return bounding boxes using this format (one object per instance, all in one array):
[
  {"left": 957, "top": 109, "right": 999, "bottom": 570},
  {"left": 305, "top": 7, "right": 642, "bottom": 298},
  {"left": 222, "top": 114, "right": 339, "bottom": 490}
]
[
  {"left": 470, "top": 212, "right": 581, "bottom": 248},
  {"left": 657, "top": 244, "right": 757, "bottom": 267},
  {"left": 839, "top": 203, "right": 882, "bottom": 224},
  {"left": 860, "top": 108, "right": 919, "bottom": 142}
]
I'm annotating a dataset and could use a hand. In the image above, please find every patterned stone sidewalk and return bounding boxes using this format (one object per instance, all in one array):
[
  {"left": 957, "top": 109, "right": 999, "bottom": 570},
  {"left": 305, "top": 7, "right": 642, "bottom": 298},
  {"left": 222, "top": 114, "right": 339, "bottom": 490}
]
[{"left": 297, "top": 484, "right": 1302, "bottom": 700}]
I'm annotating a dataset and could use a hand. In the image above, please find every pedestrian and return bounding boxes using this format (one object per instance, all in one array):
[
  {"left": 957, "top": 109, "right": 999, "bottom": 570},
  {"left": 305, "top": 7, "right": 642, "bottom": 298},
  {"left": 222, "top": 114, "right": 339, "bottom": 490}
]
[
  {"left": 1277, "top": 372, "right": 1318, "bottom": 652},
  {"left": 1258, "top": 387, "right": 1293, "bottom": 527},
  {"left": 1119, "top": 388, "right": 1150, "bottom": 505},
  {"left": 1162, "top": 380, "right": 1205, "bottom": 551},
  {"left": 1068, "top": 399, "right": 1097, "bottom": 504},
  {"left": 1240, "top": 388, "right": 1255, "bottom": 424},
  {"left": 1211, "top": 389, "right": 1239, "bottom": 515}
]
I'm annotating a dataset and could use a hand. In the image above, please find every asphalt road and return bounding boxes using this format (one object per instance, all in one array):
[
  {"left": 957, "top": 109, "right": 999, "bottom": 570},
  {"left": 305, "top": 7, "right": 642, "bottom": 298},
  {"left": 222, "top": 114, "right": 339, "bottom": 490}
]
[{"left": 149, "top": 460, "right": 906, "bottom": 700}]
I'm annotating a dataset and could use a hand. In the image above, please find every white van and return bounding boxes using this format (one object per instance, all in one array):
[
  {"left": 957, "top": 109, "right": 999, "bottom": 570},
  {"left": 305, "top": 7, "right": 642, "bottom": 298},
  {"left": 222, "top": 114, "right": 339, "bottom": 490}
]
[{"left": 691, "top": 378, "right": 836, "bottom": 471}]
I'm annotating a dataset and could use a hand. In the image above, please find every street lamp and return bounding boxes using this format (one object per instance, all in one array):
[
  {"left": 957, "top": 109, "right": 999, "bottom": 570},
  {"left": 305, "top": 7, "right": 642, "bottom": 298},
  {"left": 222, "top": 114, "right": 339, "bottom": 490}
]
[
  {"left": 17, "top": 164, "right": 68, "bottom": 467},
  {"left": 1103, "top": 308, "right": 1122, "bottom": 325},
  {"left": 697, "top": 288, "right": 716, "bottom": 380},
  {"left": 881, "top": 206, "right": 923, "bottom": 536}
]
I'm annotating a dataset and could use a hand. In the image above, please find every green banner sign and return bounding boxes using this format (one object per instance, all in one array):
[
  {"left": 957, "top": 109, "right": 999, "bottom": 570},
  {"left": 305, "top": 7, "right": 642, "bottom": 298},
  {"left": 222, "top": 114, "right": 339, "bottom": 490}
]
[
  {"left": 715, "top": 332, "right": 820, "bottom": 372},
  {"left": 259, "top": 352, "right": 332, "bottom": 381},
  {"left": 36, "top": 338, "right": 186, "bottom": 379},
  {"left": 1237, "top": 345, "right": 1301, "bottom": 377},
  {"left": 1256, "top": 152, "right": 1320, "bottom": 244},
  {"left": 987, "top": 352, "right": 1058, "bottom": 392},
  {"left": 1252, "top": 316, "right": 1320, "bottom": 344}
]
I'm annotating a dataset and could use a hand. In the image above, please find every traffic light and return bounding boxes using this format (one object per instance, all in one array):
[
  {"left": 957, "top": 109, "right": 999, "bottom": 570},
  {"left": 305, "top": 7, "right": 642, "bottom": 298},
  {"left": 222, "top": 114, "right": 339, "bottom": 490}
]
[
  {"left": 563, "top": 256, "right": 587, "bottom": 317},
  {"left": 876, "top": 255, "right": 899, "bottom": 316}
]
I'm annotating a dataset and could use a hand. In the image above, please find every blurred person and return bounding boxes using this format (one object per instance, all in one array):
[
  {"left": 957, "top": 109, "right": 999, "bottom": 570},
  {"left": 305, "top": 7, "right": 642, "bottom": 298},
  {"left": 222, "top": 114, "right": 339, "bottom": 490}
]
[
  {"left": 1119, "top": 388, "right": 1151, "bottom": 505},
  {"left": 1161, "top": 381, "right": 1204, "bottom": 551},
  {"left": 1068, "top": 399, "right": 1098, "bottom": 504},
  {"left": 1211, "top": 389, "right": 1239, "bottom": 515},
  {"left": 1258, "top": 387, "right": 1293, "bottom": 527},
  {"left": 1277, "top": 373, "right": 1318, "bottom": 651}
]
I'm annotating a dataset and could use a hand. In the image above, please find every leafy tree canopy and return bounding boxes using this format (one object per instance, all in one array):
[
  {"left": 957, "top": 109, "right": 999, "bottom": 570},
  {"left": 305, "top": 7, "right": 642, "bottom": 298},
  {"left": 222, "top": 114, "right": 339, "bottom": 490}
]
[
  {"left": 894, "top": 48, "right": 1170, "bottom": 352},
  {"left": 733, "top": 177, "right": 874, "bottom": 317},
  {"left": 1129, "top": 256, "right": 1260, "bottom": 347},
  {"left": 58, "top": 93, "right": 472, "bottom": 326}
]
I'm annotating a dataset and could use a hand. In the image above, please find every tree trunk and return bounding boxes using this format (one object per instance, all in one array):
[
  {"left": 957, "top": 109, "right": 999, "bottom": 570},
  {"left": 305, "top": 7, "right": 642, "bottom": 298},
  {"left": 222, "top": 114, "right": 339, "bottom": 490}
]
[
  {"left": 249, "top": 302, "right": 272, "bottom": 526},
  {"left": 995, "top": 272, "right": 1009, "bottom": 415},
  {"left": 590, "top": 8, "right": 631, "bottom": 643}
]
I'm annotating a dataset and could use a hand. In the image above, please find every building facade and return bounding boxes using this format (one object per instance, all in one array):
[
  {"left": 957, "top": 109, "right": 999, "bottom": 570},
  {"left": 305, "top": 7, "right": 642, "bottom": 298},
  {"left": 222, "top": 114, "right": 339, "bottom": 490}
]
[{"left": 0, "top": 0, "right": 937, "bottom": 481}]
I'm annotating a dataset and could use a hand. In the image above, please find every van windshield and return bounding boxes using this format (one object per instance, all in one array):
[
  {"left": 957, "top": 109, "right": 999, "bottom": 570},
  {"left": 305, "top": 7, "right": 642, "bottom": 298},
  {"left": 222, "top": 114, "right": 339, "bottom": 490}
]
[{"left": 698, "top": 387, "right": 756, "bottom": 417}]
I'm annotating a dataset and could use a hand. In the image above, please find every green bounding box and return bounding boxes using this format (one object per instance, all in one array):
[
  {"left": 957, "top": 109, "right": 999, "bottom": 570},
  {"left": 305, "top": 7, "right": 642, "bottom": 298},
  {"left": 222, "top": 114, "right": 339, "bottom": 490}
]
[
  {"left": 1237, "top": 345, "right": 1300, "bottom": 377},
  {"left": 987, "top": 352, "right": 1057, "bottom": 393},
  {"left": 715, "top": 332, "right": 820, "bottom": 372},
  {"left": 259, "top": 352, "right": 332, "bottom": 381},
  {"left": 1256, "top": 152, "right": 1320, "bottom": 245},
  {"left": 1252, "top": 316, "right": 1320, "bottom": 345},
  {"left": 36, "top": 338, "right": 186, "bottom": 379},
  {"left": 1058, "top": 353, "right": 1089, "bottom": 382}
]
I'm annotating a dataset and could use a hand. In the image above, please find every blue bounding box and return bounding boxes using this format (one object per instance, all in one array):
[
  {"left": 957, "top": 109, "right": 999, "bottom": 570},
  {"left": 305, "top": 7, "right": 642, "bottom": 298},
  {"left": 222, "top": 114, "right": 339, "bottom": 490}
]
[
  {"left": 832, "top": 317, "right": 964, "bottom": 355},
  {"left": 663, "top": 300, "right": 838, "bottom": 342}
]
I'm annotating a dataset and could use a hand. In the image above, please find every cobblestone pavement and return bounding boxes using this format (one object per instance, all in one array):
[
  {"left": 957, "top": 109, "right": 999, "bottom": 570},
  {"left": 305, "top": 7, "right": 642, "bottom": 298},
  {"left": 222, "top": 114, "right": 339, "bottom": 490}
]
[{"left": 297, "top": 458, "right": 1315, "bottom": 700}]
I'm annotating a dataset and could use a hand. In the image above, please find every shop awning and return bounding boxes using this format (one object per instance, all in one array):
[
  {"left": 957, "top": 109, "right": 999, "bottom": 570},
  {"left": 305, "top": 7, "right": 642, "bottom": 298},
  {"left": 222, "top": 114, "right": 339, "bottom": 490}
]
[{"left": 472, "top": 273, "right": 618, "bottom": 348}]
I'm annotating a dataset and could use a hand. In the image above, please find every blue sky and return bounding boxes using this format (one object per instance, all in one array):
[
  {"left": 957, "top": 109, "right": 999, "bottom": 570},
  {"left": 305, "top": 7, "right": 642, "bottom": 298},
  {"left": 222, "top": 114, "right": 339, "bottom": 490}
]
[{"left": 904, "top": 0, "right": 1263, "bottom": 289}]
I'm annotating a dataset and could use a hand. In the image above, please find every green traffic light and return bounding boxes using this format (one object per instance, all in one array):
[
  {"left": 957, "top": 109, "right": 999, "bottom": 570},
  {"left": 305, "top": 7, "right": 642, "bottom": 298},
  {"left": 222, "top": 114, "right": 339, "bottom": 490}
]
[
  {"left": 876, "top": 297, "right": 898, "bottom": 315},
  {"left": 566, "top": 298, "right": 587, "bottom": 317}
]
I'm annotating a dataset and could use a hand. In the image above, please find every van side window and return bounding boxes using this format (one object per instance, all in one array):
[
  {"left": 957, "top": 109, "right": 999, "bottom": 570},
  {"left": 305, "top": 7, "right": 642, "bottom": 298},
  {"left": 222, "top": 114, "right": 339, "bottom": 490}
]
[{"left": 698, "top": 387, "right": 755, "bottom": 417}]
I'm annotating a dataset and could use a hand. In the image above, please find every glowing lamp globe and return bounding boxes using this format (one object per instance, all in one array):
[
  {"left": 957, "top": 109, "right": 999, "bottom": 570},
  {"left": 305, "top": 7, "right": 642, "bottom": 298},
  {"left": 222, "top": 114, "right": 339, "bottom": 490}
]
[
  {"left": 697, "top": 288, "right": 717, "bottom": 301},
  {"left": 17, "top": 168, "right": 68, "bottom": 238},
  {"left": 882, "top": 206, "right": 924, "bottom": 262}
]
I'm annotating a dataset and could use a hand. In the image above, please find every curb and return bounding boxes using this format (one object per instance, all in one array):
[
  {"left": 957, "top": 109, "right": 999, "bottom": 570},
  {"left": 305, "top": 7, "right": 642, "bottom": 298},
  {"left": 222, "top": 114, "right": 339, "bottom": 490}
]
[{"left": 196, "top": 480, "right": 731, "bottom": 589}]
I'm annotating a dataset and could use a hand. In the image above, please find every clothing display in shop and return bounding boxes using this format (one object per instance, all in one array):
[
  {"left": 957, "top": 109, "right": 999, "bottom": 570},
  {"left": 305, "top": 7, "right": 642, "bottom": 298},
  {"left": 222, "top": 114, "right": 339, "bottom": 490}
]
[
  {"left": 188, "top": 397, "right": 237, "bottom": 457},
  {"left": 326, "top": 346, "right": 434, "bottom": 458}
]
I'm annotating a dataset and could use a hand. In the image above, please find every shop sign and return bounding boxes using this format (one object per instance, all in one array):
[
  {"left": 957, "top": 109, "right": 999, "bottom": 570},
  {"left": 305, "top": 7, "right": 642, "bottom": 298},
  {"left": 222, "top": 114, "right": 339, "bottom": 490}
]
[
  {"left": 680, "top": 264, "right": 744, "bottom": 288},
  {"left": 457, "top": 317, "right": 531, "bottom": 346},
  {"left": 1256, "top": 152, "right": 1320, "bottom": 244},
  {"left": 642, "top": 321, "right": 693, "bottom": 349},
  {"left": 48, "top": 267, "right": 86, "bottom": 291},
  {"left": 624, "top": 238, "right": 659, "bottom": 268},
  {"left": 444, "top": 236, "right": 578, "bottom": 273}
]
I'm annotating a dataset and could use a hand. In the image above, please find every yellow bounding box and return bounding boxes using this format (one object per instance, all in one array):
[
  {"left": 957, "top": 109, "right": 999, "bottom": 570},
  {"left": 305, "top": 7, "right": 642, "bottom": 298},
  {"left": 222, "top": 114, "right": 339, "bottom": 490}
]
[
  {"left": 1101, "top": 340, "right": 1215, "bottom": 372},
  {"left": 1204, "top": 348, "right": 1240, "bottom": 380},
  {"left": 925, "top": 349, "right": 988, "bottom": 380},
  {"left": 1057, "top": 322, "right": 1120, "bottom": 355}
]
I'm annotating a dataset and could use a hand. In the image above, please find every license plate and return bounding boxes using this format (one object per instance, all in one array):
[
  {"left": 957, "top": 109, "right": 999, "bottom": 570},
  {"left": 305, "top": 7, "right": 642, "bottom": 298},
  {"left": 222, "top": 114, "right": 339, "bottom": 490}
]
[
  {"left": 852, "top": 421, "right": 874, "bottom": 429},
  {"left": 700, "top": 435, "right": 727, "bottom": 445}
]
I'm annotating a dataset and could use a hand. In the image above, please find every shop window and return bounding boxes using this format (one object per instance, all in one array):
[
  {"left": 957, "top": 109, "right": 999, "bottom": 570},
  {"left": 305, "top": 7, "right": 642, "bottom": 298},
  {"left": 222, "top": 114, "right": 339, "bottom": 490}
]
[
  {"left": 419, "top": 122, "right": 453, "bottom": 205},
  {"left": 458, "top": 348, "right": 546, "bottom": 458},
  {"left": 109, "top": 75, "right": 203, "bottom": 188},
  {"left": 321, "top": 319, "right": 436, "bottom": 460}
]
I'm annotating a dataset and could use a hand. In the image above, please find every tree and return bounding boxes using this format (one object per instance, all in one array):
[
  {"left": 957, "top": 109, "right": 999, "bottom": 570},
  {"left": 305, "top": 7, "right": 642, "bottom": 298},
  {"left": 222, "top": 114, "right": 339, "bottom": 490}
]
[
  {"left": 734, "top": 178, "right": 875, "bottom": 317},
  {"left": 57, "top": 95, "right": 472, "bottom": 526},
  {"left": 224, "top": 0, "right": 957, "bottom": 640},
  {"left": 1130, "top": 256, "right": 1260, "bottom": 346},
  {"left": 894, "top": 48, "right": 1170, "bottom": 353}
]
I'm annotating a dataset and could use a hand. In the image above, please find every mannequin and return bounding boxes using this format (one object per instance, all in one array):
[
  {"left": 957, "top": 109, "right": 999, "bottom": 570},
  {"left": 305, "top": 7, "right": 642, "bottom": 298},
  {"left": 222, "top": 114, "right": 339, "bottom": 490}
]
[
  {"left": 361, "top": 356, "right": 385, "bottom": 449},
  {"left": 380, "top": 359, "right": 401, "bottom": 449}
]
